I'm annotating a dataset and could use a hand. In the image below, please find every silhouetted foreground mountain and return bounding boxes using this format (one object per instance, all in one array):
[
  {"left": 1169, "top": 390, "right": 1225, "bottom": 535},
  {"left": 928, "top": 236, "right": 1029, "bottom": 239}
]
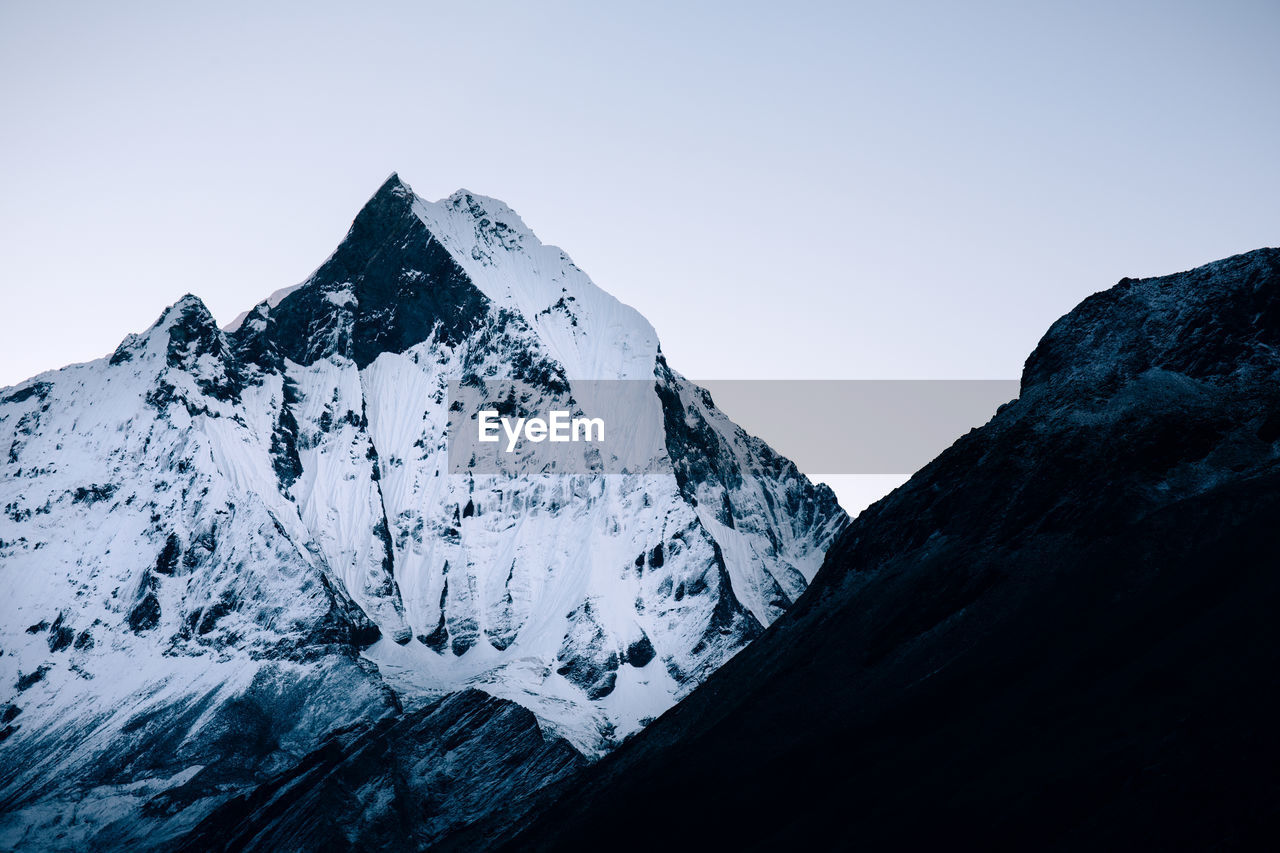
[{"left": 496, "top": 248, "right": 1280, "bottom": 852}]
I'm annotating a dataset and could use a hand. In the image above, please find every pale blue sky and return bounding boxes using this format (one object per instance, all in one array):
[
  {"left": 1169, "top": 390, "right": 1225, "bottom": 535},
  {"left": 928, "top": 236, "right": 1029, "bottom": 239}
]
[{"left": 2, "top": 0, "right": 1278, "bottom": 390}]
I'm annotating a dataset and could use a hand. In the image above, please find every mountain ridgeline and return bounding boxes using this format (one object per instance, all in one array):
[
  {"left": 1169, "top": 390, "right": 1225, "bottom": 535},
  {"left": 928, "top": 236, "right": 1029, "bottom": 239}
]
[
  {"left": 0, "top": 175, "right": 845, "bottom": 850},
  {"left": 5, "top": 170, "right": 1274, "bottom": 851},
  {"left": 498, "top": 247, "right": 1280, "bottom": 851}
]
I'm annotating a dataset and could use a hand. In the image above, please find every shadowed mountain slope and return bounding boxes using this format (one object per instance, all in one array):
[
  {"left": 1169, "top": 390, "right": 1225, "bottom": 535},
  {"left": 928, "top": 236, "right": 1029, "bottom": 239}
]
[{"left": 498, "top": 248, "right": 1280, "bottom": 852}]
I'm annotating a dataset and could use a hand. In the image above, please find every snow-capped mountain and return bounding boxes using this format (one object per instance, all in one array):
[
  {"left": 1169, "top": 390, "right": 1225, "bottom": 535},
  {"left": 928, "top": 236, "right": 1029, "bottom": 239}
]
[{"left": 0, "top": 174, "right": 846, "bottom": 850}]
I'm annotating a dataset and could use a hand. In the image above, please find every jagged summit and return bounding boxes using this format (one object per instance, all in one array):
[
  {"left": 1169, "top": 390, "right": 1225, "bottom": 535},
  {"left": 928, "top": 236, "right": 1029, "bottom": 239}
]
[
  {"left": 219, "top": 173, "right": 428, "bottom": 336},
  {"left": 114, "top": 293, "right": 213, "bottom": 348},
  {"left": 0, "top": 173, "right": 844, "bottom": 849},
  {"left": 223, "top": 173, "right": 660, "bottom": 380},
  {"left": 168, "top": 292, "right": 212, "bottom": 314},
  {"left": 236, "top": 177, "right": 487, "bottom": 369},
  {"left": 378, "top": 170, "right": 411, "bottom": 194},
  {"left": 348, "top": 171, "right": 419, "bottom": 235}
]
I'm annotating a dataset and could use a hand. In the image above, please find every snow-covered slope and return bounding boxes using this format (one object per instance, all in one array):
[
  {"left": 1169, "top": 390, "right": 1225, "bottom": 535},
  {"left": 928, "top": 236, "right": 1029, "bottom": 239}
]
[{"left": 0, "top": 174, "right": 846, "bottom": 849}]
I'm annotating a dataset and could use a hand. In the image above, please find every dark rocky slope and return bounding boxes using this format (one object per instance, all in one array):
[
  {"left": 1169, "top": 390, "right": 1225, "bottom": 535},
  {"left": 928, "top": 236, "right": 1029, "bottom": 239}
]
[
  {"left": 497, "top": 248, "right": 1280, "bottom": 851},
  {"left": 176, "top": 690, "right": 584, "bottom": 852}
]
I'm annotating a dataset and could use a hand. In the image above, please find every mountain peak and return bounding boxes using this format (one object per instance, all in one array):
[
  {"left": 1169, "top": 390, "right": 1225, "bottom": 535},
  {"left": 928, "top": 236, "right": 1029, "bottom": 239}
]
[
  {"left": 164, "top": 293, "right": 216, "bottom": 326},
  {"left": 348, "top": 172, "right": 419, "bottom": 240},
  {"left": 231, "top": 173, "right": 489, "bottom": 369},
  {"left": 375, "top": 171, "right": 413, "bottom": 201}
]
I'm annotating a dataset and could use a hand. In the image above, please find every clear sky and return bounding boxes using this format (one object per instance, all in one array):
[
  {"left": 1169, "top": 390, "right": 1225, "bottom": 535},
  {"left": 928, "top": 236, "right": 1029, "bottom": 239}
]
[{"left": 2, "top": 0, "right": 1277, "bottom": 390}]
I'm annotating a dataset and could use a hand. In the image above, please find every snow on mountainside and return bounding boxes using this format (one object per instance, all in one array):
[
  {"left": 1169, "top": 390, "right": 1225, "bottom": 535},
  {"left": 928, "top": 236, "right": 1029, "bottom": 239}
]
[{"left": 0, "top": 174, "right": 846, "bottom": 849}]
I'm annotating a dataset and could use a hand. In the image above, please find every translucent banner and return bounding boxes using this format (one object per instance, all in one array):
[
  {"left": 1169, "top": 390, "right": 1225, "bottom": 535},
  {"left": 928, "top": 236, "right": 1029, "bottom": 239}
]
[{"left": 447, "top": 379, "right": 1019, "bottom": 476}]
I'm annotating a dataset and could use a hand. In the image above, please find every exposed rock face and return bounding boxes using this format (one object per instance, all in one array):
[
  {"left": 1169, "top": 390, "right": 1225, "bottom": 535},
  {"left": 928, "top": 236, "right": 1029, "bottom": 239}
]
[
  {"left": 247, "top": 175, "right": 490, "bottom": 371},
  {"left": 500, "top": 248, "right": 1280, "bottom": 852},
  {"left": 0, "top": 174, "right": 845, "bottom": 849},
  {"left": 177, "top": 690, "right": 587, "bottom": 852}
]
